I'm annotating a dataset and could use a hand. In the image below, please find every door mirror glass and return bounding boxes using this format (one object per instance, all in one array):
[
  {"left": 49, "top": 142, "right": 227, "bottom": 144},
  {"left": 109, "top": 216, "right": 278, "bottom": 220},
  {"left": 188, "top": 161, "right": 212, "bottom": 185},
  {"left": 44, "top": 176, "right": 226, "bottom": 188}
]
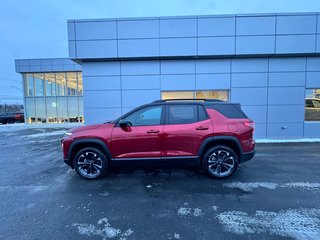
[{"left": 119, "top": 119, "right": 132, "bottom": 127}]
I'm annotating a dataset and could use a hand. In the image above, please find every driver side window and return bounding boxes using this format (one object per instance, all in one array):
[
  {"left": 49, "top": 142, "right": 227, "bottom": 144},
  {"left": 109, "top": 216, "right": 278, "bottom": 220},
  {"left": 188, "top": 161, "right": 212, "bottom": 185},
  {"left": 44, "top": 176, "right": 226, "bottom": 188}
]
[{"left": 123, "top": 106, "right": 163, "bottom": 126}]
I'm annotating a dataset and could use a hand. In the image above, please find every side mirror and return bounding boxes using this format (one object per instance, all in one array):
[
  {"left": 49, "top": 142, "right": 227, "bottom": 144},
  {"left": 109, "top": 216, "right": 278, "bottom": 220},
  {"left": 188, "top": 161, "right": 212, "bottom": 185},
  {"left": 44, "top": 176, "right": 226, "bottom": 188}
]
[{"left": 119, "top": 119, "right": 132, "bottom": 127}]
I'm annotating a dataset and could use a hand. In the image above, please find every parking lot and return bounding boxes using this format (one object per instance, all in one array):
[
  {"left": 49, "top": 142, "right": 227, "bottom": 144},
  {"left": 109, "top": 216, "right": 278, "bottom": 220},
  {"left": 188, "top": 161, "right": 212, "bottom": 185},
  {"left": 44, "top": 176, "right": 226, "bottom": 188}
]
[{"left": 0, "top": 126, "right": 320, "bottom": 240}]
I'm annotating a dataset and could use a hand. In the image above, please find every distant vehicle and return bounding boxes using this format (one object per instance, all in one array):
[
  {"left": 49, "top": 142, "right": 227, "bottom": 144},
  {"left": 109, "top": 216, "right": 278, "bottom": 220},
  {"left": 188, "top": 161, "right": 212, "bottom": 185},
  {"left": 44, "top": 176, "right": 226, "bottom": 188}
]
[
  {"left": 62, "top": 99, "right": 255, "bottom": 180},
  {"left": 0, "top": 111, "right": 24, "bottom": 124},
  {"left": 305, "top": 98, "right": 320, "bottom": 121}
]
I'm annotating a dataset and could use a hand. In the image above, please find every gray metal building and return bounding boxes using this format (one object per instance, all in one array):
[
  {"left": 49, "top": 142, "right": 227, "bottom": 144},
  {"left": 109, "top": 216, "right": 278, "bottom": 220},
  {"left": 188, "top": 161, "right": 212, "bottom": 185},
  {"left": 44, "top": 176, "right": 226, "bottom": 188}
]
[{"left": 16, "top": 12, "right": 320, "bottom": 139}]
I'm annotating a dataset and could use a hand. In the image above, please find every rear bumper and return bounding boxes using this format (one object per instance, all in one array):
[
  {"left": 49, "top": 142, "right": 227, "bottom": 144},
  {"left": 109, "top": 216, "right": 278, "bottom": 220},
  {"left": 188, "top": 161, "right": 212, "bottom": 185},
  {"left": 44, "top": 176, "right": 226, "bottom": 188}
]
[{"left": 240, "top": 150, "right": 256, "bottom": 163}]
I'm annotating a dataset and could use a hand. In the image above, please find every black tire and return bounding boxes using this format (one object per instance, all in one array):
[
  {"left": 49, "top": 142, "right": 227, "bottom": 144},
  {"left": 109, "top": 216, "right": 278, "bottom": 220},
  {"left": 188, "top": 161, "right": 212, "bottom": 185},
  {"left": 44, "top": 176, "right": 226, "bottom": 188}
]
[
  {"left": 202, "top": 145, "right": 239, "bottom": 179},
  {"left": 73, "top": 147, "right": 108, "bottom": 180}
]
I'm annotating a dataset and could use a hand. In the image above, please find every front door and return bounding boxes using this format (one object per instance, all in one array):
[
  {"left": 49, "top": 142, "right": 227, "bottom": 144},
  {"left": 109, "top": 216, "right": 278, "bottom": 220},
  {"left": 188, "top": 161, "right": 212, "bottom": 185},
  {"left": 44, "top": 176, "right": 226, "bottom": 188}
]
[{"left": 110, "top": 105, "right": 164, "bottom": 159}]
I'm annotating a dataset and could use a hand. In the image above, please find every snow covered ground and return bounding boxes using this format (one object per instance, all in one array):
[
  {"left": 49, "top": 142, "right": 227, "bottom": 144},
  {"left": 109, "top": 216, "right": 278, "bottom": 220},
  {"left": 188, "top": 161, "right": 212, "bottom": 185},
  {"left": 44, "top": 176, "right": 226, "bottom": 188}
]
[{"left": 0, "top": 123, "right": 83, "bottom": 132}]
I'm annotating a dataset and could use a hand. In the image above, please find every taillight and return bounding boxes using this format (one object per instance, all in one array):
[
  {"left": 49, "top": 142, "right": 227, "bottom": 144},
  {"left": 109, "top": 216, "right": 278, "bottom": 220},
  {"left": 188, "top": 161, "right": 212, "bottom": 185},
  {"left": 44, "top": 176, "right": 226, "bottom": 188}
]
[
  {"left": 14, "top": 114, "right": 19, "bottom": 119},
  {"left": 243, "top": 122, "right": 255, "bottom": 129}
]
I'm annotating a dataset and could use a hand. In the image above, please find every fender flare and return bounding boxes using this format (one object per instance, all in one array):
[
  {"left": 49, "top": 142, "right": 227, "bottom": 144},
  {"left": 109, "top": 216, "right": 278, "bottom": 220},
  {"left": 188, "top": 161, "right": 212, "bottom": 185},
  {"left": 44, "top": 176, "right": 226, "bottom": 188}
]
[
  {"left": 67, "top": 138, "right": 112, "bottom": 161},
  {"left": 198, "top": 136, "right": 242, "bottom": 158}
]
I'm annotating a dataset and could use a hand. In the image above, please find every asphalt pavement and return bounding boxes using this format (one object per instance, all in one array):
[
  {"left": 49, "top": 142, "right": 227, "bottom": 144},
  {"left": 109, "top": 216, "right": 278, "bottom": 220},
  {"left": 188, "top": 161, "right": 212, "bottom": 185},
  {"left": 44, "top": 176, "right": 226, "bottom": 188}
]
[{"left": 0, "top": 126, "right": 320, "bottom": 240}]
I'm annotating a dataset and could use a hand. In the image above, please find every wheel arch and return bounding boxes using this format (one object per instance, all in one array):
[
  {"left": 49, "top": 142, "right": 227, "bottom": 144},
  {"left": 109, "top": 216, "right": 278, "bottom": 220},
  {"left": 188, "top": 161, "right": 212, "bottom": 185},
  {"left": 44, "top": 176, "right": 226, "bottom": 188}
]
[
  {"left": 68, "top": 138, "right": 112, "bottom": 168},
  {"left": 199, "top": 136, "right": 242, "bottom": 162}
]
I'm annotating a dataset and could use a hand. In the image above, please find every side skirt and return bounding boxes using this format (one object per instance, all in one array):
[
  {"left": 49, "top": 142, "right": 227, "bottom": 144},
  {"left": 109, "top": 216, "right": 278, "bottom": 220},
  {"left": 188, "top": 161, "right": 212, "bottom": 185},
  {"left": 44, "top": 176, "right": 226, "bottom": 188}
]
[{"left": 110, "top": 156, "right": 200, "bottom": 166}]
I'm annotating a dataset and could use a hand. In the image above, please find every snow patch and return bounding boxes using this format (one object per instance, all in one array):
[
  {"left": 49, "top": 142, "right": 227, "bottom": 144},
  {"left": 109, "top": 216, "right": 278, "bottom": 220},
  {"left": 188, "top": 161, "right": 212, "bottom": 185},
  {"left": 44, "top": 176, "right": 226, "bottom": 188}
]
[
  {"left": 100, "top": 192, "right": 110, "bottom": 197},
  {"left": 223, "top": 182, "right": 320, "bottom": 192},
  {"left": 223, "top": 182, "right": 277, "bottom": 192},
  {"left": 217, "top": 208, "right": 320, "bottom": 240},
  {"left": 72, "top": 217, "right": 133, "bottom": 240},
  {"left": 24, "top": 130, "right": 66, "bottom": 138},
  {"left": 177, "top": 207, "right": 203, "bottom": 217},
  {"left": 0, "top": 123, "right": 83, "bottom": 133},
  {"left": 211, "top": 206, "right": 219, "bottom": 211},
  {"left": 0, "top": 185, "right": 49, "bottom": 193},
  {"left": 173, "top": 233, "right": 181, "bottom": 239},
  {"left": 281, "top": 182, "right": 320, "bottom": 190}
]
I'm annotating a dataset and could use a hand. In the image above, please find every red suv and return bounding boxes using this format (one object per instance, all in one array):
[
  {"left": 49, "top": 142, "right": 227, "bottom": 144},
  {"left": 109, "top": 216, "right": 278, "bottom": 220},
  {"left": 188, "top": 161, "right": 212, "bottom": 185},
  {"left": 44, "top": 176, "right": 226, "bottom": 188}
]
[{"left": 62, "top": 99, "right": 255, "bottom": 180}]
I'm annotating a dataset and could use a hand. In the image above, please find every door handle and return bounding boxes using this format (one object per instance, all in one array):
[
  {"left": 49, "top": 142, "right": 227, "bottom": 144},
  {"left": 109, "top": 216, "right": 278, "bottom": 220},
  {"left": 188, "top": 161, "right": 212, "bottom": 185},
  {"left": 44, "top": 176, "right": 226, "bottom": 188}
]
[
  {"left": 196, "top": 126, "right": 209, "bottom": 130},
  {"left": 147, "top": 130, "right": 160, "bottom": 133}
]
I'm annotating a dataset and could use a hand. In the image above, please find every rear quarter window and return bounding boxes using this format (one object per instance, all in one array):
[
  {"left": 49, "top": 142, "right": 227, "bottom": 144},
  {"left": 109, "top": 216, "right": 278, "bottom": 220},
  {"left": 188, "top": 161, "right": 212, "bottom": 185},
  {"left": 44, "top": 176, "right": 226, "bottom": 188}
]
[{"left": 206, "top": 104, "right": 248, "bottom": 119}]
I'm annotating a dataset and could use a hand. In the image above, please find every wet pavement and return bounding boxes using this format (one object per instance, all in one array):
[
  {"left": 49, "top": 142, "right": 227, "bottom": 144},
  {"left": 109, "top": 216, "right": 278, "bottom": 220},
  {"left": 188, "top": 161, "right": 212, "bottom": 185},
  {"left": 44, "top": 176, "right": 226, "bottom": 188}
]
[{"left": 0, "top": 126, "right": 320, "bottom": 240}]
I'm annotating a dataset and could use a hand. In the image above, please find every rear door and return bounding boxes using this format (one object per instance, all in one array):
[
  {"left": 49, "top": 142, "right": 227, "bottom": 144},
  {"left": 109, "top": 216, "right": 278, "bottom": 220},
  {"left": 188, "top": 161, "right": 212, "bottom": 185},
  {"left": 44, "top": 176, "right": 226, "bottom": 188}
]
[{"left": 162, "top": 104, "right": 212, "bottom": 157}]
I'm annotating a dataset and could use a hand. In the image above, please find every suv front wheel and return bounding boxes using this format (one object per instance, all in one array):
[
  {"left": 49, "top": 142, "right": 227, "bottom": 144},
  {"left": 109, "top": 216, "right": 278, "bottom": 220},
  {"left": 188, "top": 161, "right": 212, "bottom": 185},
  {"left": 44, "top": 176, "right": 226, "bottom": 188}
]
[
  {"left": 73, "top": 147, "right": 108, "bottom": 180},
  {"left": 203, "top": 145, "right": 238, "bottom": 178}
]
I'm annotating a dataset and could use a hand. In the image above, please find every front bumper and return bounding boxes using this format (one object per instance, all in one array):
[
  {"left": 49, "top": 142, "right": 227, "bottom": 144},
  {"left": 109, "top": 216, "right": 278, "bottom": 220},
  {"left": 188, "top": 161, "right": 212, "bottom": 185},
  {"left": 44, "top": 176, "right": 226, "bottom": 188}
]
[{"left": 240, "top": 150, "right": 256, "bottom": 163}]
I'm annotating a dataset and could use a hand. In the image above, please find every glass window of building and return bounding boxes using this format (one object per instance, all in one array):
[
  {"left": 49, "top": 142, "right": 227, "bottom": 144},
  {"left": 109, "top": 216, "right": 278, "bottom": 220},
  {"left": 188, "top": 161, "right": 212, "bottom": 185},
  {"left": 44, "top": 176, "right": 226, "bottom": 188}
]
[
  {"left": 56, "top": 97, "right": 68, "bottom": 122},
  {"left": 25, "top": 98, "right": 36, "bottom": 123},
  {"left": 162, "top": 90, "right": 229, "bottom": 101},
  {"left": 305, "top": 89, "right": 320, "bottom": 121},
  {"left": 46, "top": 97, "right": 58, "bottom": 122},
  {"left": 25, "top": 74, "right": 34, "bottom": 96},
  {"left": 66, "top": 72, "right": 77, "bottom": 96},
  {"left": 196, "top": 91, "right": 229, "bottom": 101},
  {"left": 77, "top": 72, "right": 83, "bottom": 96},
  {"left": 34, "top": 73, "right": 45, "bottom": 96},
  {"left": 162, "top": 91, "right": 194, "bottom": 99},
  {"left": 56, "top": 73, "right": 66, "bottom": 96},
  {"left": 68, "top": 96, "right": 79, "bottom": 122},
  {"left": 35, "top": 98, "right": 46, "bottom": 122},
  {"left": 22, "top": 71, "right": 83, "bottom": 124},
  {"left": 45, "top": 73, "right": 56, "bottom": 96}
]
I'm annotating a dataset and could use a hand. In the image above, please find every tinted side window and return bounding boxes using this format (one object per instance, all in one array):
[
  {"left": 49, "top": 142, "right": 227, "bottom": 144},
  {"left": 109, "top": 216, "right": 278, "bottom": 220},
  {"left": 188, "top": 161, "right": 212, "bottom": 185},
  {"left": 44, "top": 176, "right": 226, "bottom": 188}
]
[
  {"left": 198, "top": 105, "right": 208, "bottom": 121},
  {"left": 123, "top": 106, "right": 163, "bottom": 126},
  {"left": 206, "top": 104, "right": 248, "bottom": 119},
  {"left": 167, "top": 105, "right": 198, "bottom": 124}
]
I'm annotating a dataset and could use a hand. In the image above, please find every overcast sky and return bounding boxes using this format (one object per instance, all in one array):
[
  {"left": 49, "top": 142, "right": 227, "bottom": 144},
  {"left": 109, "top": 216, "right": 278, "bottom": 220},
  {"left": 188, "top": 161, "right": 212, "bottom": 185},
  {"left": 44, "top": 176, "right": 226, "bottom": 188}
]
[{"left": 1, "top": 0, "right": 320, "bottom": 104}]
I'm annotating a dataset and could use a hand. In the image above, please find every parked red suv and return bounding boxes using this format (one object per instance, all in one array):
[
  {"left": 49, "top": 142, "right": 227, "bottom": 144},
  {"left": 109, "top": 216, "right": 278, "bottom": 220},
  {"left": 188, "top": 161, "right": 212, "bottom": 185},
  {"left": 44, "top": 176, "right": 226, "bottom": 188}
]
[{"left": 62, "top": 99, "right": 255, "bottom": 179}]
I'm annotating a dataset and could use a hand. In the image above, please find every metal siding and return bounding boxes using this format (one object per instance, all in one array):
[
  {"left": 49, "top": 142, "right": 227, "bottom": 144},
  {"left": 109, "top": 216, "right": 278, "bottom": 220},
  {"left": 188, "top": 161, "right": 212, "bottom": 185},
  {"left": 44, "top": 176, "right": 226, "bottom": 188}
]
[
  {"left": 122, "top": 90, "right": 160, "bottom": 108},
  {"left": 198, "top": 37, "right": 235, "bottom": 55},
  {"left": 117, "top": 20, "right": 159, "bottom": 39},
  {"left": 231, "top": 88, "right": 268, "bottom": 105},
  {"left": 231, "top": 73, "right": 268, "bottom": 87},
  {"left": 161, "top": 60, "right": 195, "bottom": 74},
  {"left": 236, "top": 16, "right": 276, "bottom": 35},
  {"left": 160, "top": 18, "right": 197, "bottom": 37},
  {"left": 195, "top": 74, "right": 230, "bottom": 89},
  {"left": 276, "top": 15, "right": 317, "bottom": 34},
  {"left": 76, "top": 40, "right": 118, "bottom": 58},
  {"left": 118, "top": 39, "right": 159, "bottom": 57},
  {"left": 236, "top": 36, "right": 275, "bottom": 54},
  {"left": 198, "top": 17, "right": 235, "bottom": 36},
  {"left": 75, "top": 21, "right": 117, "bottom": 40},
  {"left": 276, "top": 35, "right": 316, "bottom": 53},
  {"left": 160, "top": 38, "right": 197, "bottom": 56}
]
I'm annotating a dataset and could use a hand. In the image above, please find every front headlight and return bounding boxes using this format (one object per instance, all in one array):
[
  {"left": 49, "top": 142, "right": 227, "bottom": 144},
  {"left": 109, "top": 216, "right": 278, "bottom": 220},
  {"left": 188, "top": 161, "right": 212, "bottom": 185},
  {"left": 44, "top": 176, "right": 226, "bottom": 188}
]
[{"left": 65, "top": 132, "right": 72, "bottom": 136}]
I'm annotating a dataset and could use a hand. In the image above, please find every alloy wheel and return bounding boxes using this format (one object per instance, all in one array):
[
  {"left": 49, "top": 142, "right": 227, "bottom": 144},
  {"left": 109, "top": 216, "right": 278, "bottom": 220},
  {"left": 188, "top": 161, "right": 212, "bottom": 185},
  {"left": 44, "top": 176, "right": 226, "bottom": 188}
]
[
  {"left": 76, "top": 151, "right": 103, "bottom": 178},
  {"left": 208, "top": 149, "right": 235, "bottom": 177}
]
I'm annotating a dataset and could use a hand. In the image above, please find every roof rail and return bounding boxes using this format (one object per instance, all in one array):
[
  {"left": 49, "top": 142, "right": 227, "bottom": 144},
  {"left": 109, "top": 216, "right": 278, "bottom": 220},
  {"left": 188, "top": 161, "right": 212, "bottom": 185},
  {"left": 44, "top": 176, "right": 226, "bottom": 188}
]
[{"left": 153, "top": 99, "right": 225, "bottom": 103}]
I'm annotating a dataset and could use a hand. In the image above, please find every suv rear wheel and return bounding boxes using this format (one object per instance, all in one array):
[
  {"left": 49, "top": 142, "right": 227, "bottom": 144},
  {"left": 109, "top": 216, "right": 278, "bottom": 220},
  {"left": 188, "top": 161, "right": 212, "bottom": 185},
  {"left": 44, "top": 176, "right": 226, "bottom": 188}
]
[
  {"left": 73, "top": 147, "right": 108, "bottom": 180},
  {"left": 203, "top": 145, "right": 238, "bottom": 178}
]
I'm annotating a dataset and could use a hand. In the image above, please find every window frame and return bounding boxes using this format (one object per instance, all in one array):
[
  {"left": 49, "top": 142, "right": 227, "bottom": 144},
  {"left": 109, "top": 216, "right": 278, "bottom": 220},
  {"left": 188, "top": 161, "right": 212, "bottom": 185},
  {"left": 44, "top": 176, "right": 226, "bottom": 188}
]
[{"left": 116, "top": 105, "right": 165, "bottom": 127}]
